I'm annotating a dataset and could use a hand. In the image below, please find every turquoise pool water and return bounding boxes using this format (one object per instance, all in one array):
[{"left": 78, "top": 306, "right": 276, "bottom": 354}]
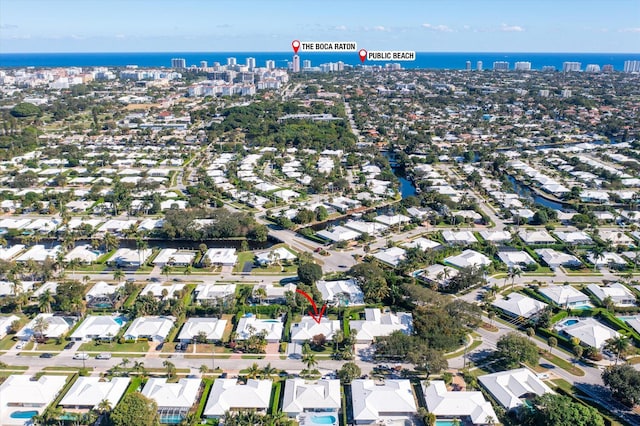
[
  {"left": 94, "top": 303, "right": 112, "bottom": 308},
  {"left": 160, "top": 414, "right": 184, "bottom": 424},
  {"left": 10, "top": 410, "right": 38, "bottom": 419},
  {"left": 569, "top": 304, "right": 593, "bottom": 310},
  {"left": 562, "top": 319, "right": 579, "bottom": 326},
  {"left": 263, "top": 319, "right": 281, "bottom": 323},
  {"left": 114, "top": 317, "right": 126, "bottom": 326},
  {"left": 435, "top": 421, "right": 458, "bottom": 426},
  {"left": 309, "top": 415, "right": 337, "bottom": 425}
]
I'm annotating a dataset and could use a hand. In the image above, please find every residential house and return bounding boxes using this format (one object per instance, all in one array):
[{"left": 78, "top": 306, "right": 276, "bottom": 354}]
[
  {"left": 350, "top": 308, "right": 413, "bottom": 344},
  {"left": 422, "top": 380, "right": 498, "bottom": 425},
  {"left": 479, "top": 368, "right": 553, "bottom": 410},
  {"left": 351, "top": 379, "right": 417, "bottom": 425},
  {"left": 203, "top": 379, "right": 272, "bottom": 418}
]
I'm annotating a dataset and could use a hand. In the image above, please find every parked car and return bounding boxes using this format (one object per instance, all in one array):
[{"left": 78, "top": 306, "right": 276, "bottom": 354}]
[
  {"left": 96, "top": 353, "right": 112, "bottom": 360},
  {"left": 175, "top": 343, "right": 186, "bottom": 351},
  {"left": 73, "top": 353, "right": 89, "bottom": 360},
  {"left": 64, "top": 342, "right": 75, "bottom": 350},
  {"left": 40, "top": 353, "right": 53, "bottom": 358},
  {"left": 15, "top": 342, "right": 25, "bottom": 350}
]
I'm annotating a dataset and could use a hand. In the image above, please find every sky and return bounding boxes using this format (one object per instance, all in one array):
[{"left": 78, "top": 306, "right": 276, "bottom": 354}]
[{"left": 0, "top": 0, "right": 639, "bottom": 53}]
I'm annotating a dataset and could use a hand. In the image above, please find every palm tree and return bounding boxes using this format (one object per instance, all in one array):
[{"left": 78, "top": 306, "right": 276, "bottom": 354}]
[
  {"left": 103, "top": 232, "right": 119, "bottom": 252},
  {"left": 508, "top": 266, "right": 522, "bottom": 290},
  {"left": 246, "top": 362, "right": 260, "bottom": 379},
  {"left": 199, "top": 364, "right": 209, "bottom": 376},
  {"left": 113, "top": 268, "right": 125, "bottom": 282},
  {"left": 32, "top": 316, "right": 49, "bottom": 343},
  {"left": 184, "top": 265, "right": 192, "bottom": 276},
  {"left": 38, "top": 289, "right": 55, "bottom": 313},
  {"left": 136, "top": 238, "right": 148, "bottom": 266},
  {"left": 261, "top": 362, "right": 277, "bottom": 380},
  {"left": 591, "top": 246, "right": 605, "bottom": 271},
  {"left": 133, "top": 361, "right": 146, "bottom": 376},
  {"left": 605, "top": 336, "right": 630, "bottom": 365},
  {"left": 253, "top": 286, "right": 267, "bottom": 305},
  {"left": 120, "top": 358, "right": 130, "bottom": 370},
  {"left": 163, "top": 360, "right": 176, "bottom": 378},
  {"left": 302, "top": 353, "right": 318, "bottom": 370},
  {"left": 161, "top": 264, "right": 172, "bottom": 281},
  {"left": 97, "top": 398, "right": 112, "bottom": 414}
]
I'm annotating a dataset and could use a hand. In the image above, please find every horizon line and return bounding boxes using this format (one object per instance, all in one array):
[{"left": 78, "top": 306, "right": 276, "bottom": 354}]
[{"left": 2, "top": 50, "right": 640, "bottom": 55}]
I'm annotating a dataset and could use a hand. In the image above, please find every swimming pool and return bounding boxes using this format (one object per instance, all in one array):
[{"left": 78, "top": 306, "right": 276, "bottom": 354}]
[
  {"left": 569, "top": 304, "right": 593, "bottom": 310},
  {"left": 114, "top": 316, "right": 126, "bottom": 326},
  {"left": 10, "top": 410, "right": 38, "bottom": 419},
  {"left": 160, "top": 414, "right": 184, "bottom": 424},
  {"left": 307, "top": 414, "right": 337, "bottom": 425},
  {"left": 561, "top": 319, "right": 579, "bottom": 326},
  {"left": 435, "top": 421, "right": 459, "bottom": 426}
]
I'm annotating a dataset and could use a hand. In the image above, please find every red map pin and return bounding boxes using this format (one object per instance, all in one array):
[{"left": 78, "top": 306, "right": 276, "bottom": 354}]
[
  {"left": 359, "top": 49, "right": 367, "bottom": 63},
  {"left": 292, "top": 40, "right": 300, "bottom": 54}
]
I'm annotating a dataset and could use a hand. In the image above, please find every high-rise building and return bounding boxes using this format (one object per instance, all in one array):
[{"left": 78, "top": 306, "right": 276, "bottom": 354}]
[
  {"left": 493, "top": 61, "right": 509, "bottom": 71},
  {"left": 585, "top": 64, "right": 600, "bottom": 73},
  {"left": 246, "top": 57, "right": 256, "bottom": 70},
  {"left": 561, "top": 89, "right": 572, "bottom": 98},
  {"left": 476, "top": 61, "right": 483, "bottom": 71},
  {"left": 265, "top": 60, "right": 276, "bottom": 70},
  {"left": 227, "top": 57, "right": 237, "bottom": 66},
  {"left": 200, "top": 61, "right": 208, "bottom": 69},
  {"left": 514, "top": 61, "right": 531, "bottom": 71},
  {"left": 563, "top": 62, "right": 581, "bottom": 72},
  {"left": 465, "top": 61, "right": 471, "bottom": 71},
  {"left": 624, "top": 60, "right": 640, "bottom": 73},
  {"left": 336, "top": 61, "right": 344, "bottom": 71},
  {"left": 292, "top": 55, "right": 300, "bottom": 72},
  {"left": 602, "top": 64, "right": 614, "bottom": 73},
  {"left": 303, "top": 60, "right": 312, "bottom": 69},
  {"left": 171, "top": 58, "right": 186, "bottom": 69}
]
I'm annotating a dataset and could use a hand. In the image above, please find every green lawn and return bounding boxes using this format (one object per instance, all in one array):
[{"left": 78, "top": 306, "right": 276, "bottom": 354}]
[
  {"left": 79, "top": 340, "right": 150, "bottom": 353},
  {"left": 540, "top": 350, "right": 585, "bottom": 376},
  {"left": 233, "top": 251, "right": 256, "bottom": 273},
  {"left": 34, "top": 339, "right": 69, "bottom": 351},
  {"left": 0, "top": 335, "right": 17, "bottom": 351},
  {"left": 444, "top": 340, "right": 483, "bottom": 359},
  {"left": 72, "top": 264, "right": 107, "bottom": 272}
]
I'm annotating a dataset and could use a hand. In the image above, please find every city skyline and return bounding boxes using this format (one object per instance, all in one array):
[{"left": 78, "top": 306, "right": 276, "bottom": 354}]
[{"left": 0, "top": 0, "right": 639, "bottom": 53}]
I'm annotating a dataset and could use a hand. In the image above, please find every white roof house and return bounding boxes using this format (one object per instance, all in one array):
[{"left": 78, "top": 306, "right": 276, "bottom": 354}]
[
  {"left": 555, "top": 317, "right": 620, "bottom": 348},
  {"left": 141, "top": 283, "right": 185, "bottom": 299},
  {"left": 203, "top": 379, "right": 272, "bottom": 418},
  {"left": 317, "top": 226, "right": 361, "bottom": 242},
  {"left": 235, "top": 316, "right": 284, "bottom": 342},
  {"left": 194, "top": 283, "right": 236, "bottom": 301},
  {"left": 350, "top": 308, "right": 413, "bottom": 343},
  {"left": 444, "top": 250, "right": 491, "bottom": 269},
  {"left": 0, "top": 244, "right": 25, "bottom": 261},
  {"left": 316, "top": 279, "right": 365, "bottom": 305},
  {"left": 124, "top": 316, "right": 175, "bottom": 342},
  {"left": 554, "top": 231, "right": 593, "bottom": 245},
  {"left": 0, "top": 280, "right": 35, "bottom": 297},
  {"left": 70, "top": 315, "right": 124, "bottom": 341},
  {"left": 0, "top": 375, "right": 68, "bottom": 426},
  {"left": 518, "top": 229, "right": 556, "bottom": 244},
  {"left": 64, "top": 244, "right": 102, "bottom": 264},
  {"left": 351, "top": 379, "right": 417, "bottom": 424},
  {"left": 442, "top": 230, "right": 478, "bottom": 245},
  {"left": 599, "top": 230, "right": 633, "bottom": 245},
  {"left": 60, "top": 377, "right": 130, "bottom": 410},
  {"left": 535, "top": 248, "right": 582, "bottom": 270},
  {"left": 375, "top": 214, "right": 411, "bottom": 226},
  {"left": 416, "top": 264, "right": 459, "bottom": 285},
  {"left": 492, "top": 293, "right": 547, "bottom": 319},
  {"left": 401, "top": 237, "right": 442, "bottom": 251},
  {"left": 203, "top": 248, "right": 238, "bottom": 266},
  {"left": 16, "top": 244, "right": 62, "bottom": 263},
  {"left": 282, "top": 379, "right": 341, "bottom": 417},
  {"left": 255, "top": 247, "right": 297, "bottom": 265},
  {"left": 152, "top": 249, "right": 196, "bottom": 266},
  {"left": 344, "top": 220, "right": 388, "bottom": 235},
  {"left": 479, "top": 230, "right": 512, "bottom": 243},
  {"left": 86, "top": 281, "right": 124, "bottom": 307},
  {"left": 253, "top": 283, "right": 297, "bottom": 303},
  {"left": 479, "top": 368, "right": 553, "bottom": 410},
  {"left": 539, "top": 285, "right": 591, "bottom": 308},
  {"left": 109, "top": 248, "right": 152, "bottom": 267},
  {"left": 141, "top": 377, "right": 202, "bottom": 411},
  {"left": 586, "top": 283, "right": 636, "bottom": 307},
  {"left": 290, "top": 316, "right": 340, "bottom": 343},
  {"left": 177, "top": 317, "right": 227, "bottom": 342},
  {"left": 16, "top": 313, "right": 72, "bottom": 341},
  {"left": 587, "top": 252, "right": 628, "bottom": 268},
  {"left": 373, "top": 247, "right": 406, "bottom": 267},
  {"left": 423, "top": 380, "right": 498, "bottom": 425},
  {"left": 497, "top": 251, "right": 537, "bottom": 268},
  {"left": 0, "top": 314, "right": 19, "bottom": 339}
]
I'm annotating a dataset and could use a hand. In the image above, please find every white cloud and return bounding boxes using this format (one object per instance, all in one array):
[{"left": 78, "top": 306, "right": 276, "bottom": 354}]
[
  {"left": 620, "top": 27, "right": 640, "bottom": 33},
  {"left": 373, "top": 25, "right": 388, "bottom": 32},
  {"left": 500, "top": 23, "right": 524, "bottom": 32},
  {"left": 334, "top": 25, "right": 347, "bottom": 31},
  {"left": 115, "top": 34, "right": 126, "bottom": 39},
  {"left": 422, "top": 23, "right": 453, "bottom": 32}
]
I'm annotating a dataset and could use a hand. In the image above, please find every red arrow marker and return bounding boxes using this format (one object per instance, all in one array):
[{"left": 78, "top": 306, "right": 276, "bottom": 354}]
[
  {"left": 359, "top": 49, "right": 367, "bottom": 63},
  {"left": 292, "top": 40, "right": 301, "bottom": 54},
  {"left": 296, "top": 288, "right": 327, "bottom": 324}
]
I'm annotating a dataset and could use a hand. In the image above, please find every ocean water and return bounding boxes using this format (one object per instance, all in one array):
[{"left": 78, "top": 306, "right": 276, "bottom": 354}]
[{"left": 0, "top": 51, "right": 638, "bottom": 70}]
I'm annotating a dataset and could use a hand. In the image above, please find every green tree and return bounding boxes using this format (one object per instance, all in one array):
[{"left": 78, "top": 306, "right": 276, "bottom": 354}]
[
  {"left": 605, "top": 336, "right": 630, "bottom": 365},
  {"left": 496, "top": 332, "right": 539, "bottom": 368},
  {"left": 10, "top": 102, "right": 41, "bottom": 118},
  {"left": 349, "top": 262, "right": 389, "bottom": 303},
  {"left": 520, "top": 394, "right": 604, "bottom": 426},
  {"left": 110, "top": 392, "right": 160, "bottom": 426},
  {"left": 548, "top": 336, "right": 557, "bottom": 354},
  {"left": 602, "top": 364, "right": 640, "bottom": 406},
  {"left": 337, "top": 362, "right": 361, "bottom": 384},
  {"left": 298, "top": 262, "right": 322, "bottom": 285}
]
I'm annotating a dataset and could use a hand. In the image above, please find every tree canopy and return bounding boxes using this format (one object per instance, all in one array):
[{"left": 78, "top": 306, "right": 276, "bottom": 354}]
[
  {"left": 520, "top": 394, "right": 604, "bottom": 426},
  {"left": 495, "top": 332, "right": 539, "bottom": 368},
  {"left": 10, "top": 102, "right": 41, "bottom": 118},
  {"left": 602, "top": 364, "right": 640, "bottom": 406},
  {"left": 109, "top": 392, "right": 159, "bottom": 426}
]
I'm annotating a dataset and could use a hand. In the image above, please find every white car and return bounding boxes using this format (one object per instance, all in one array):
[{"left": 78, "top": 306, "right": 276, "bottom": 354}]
[
  {"left": 15, "top": 342, "right": 25, "bottom": 350},
  {"left": 96, "top": 353, "right": 112, "bottom": 360},
  {"left": 73, "top": 353, "right": 89, "bottom": 360}
]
